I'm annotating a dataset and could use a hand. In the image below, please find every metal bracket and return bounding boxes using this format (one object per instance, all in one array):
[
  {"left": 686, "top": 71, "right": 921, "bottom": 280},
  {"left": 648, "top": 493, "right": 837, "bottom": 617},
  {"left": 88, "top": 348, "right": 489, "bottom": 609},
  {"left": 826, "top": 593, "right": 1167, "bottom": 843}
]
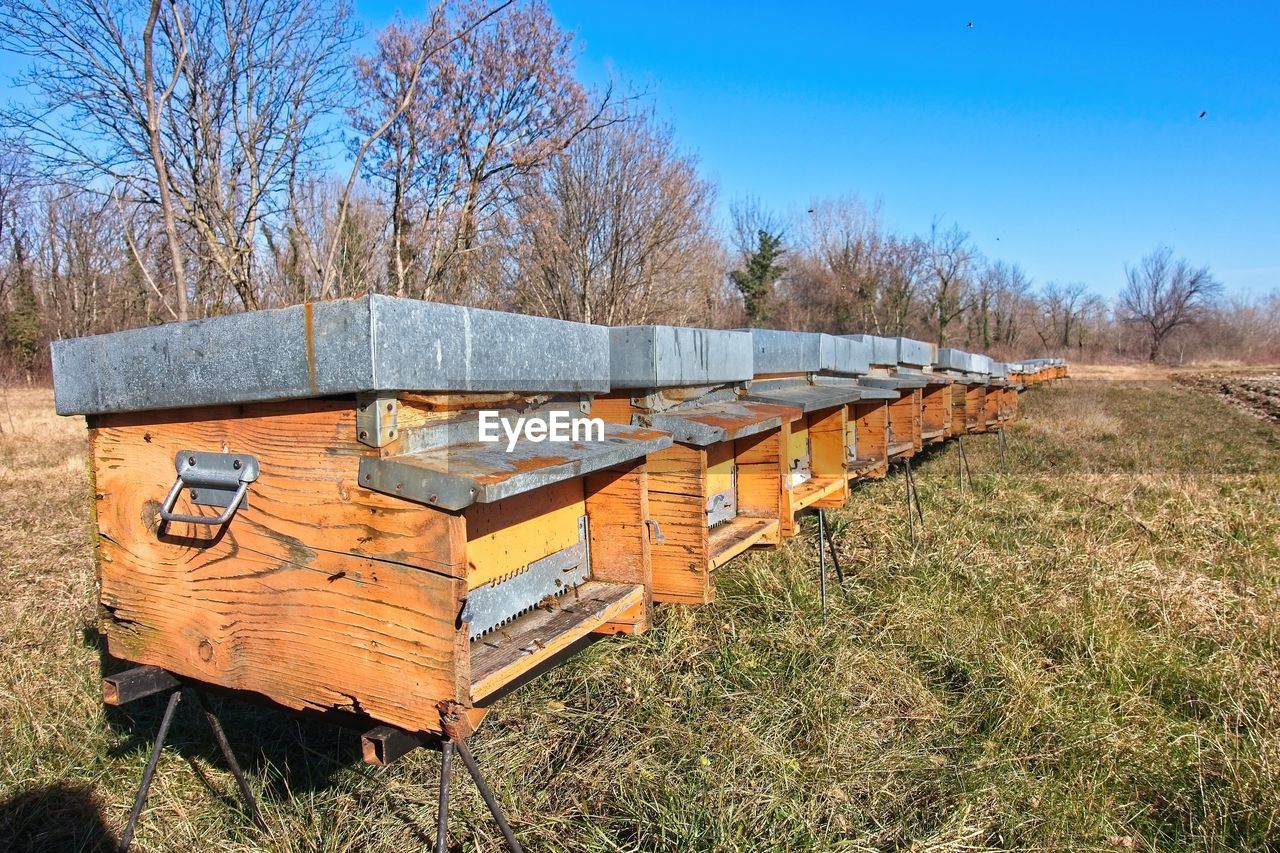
[
  {"left": 645, "top": 518, "right": 665, "bottom": 544},
  {"left": 461, "top": 516, "right": 591, "bottom": 639},
  {"left": 706, "top": 466, "right": 738, "bottom": 527},
  {"left": 789, "top": 454, "right": 812, "bottom": 488},
  {"left": 159, "top": 450, "right": 259, "bottom": 527},
  {"left": 356, "top": 393, "right": 398, "bottom": 448}
]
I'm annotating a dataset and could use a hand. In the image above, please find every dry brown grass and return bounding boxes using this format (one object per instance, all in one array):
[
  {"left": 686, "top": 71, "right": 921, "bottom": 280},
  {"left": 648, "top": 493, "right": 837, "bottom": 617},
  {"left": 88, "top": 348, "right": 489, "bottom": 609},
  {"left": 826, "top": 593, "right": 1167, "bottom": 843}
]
[{"left": 1, "top": 379, "right": 1278, "bottom": 851}]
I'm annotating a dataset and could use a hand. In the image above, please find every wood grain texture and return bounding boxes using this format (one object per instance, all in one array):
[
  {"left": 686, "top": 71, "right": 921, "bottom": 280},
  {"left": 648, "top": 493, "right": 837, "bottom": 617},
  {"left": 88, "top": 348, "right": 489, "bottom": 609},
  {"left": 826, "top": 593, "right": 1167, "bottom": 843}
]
[
  {"left": 951, "top": 384, "right": 968, "bottom": 435},
  {"left": 966, "top": 386, "right": 987, "bottom": 432},
  {"left": 851, "top": 402, "right": 889, "bottom": 480},
  {"left": 91, "top": 399, "right": 471, "bottom": 734},
  {"left": 644, "top": 443, "right": 712, "bottom": 604},
  {"left": 808, "top": 407, "right": 850, "bottom": 508},
  {"left": 584, "top": 459, "right": 652, "bottom": 625},
  {"left": 735, "top": 430, "right": 786, "bottom": 545}
]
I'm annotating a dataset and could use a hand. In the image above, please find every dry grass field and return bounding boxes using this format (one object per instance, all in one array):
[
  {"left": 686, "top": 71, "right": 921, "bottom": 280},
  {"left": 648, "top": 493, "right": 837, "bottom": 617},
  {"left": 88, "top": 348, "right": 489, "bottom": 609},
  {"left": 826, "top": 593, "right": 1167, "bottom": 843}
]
[{"left": 1, "top": 376, "right": 1278, "bottom": 851}]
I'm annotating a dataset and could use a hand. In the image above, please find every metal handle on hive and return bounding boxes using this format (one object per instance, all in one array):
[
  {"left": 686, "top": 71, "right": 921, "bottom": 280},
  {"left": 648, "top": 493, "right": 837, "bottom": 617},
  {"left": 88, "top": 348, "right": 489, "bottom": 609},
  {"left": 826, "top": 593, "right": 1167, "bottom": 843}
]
[{"left": 159, "top": 450, "right": 260, "bottom": 528}]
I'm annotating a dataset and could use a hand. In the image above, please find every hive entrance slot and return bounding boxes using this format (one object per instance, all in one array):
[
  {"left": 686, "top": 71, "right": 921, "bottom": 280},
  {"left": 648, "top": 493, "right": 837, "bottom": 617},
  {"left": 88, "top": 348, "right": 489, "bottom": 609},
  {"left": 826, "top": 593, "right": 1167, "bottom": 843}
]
[{"left": 469, "top": 581, "right": 645, "bottom": 700}]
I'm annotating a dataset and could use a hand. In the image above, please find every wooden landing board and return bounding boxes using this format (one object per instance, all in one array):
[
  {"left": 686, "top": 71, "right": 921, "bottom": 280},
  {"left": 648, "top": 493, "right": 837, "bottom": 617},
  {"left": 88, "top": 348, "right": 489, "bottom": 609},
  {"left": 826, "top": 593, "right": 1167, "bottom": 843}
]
[
  {"left": 887, "top": 439, "right": 915, "bottom": 459},
  {"left": 790, "top": 476, "right": 845, "bottom": 512},
  {"left": 709, "top": 515, "right": 779, "bottom": 570},
  {"left": 469, "top": 581, "right": 644, "bottom": 700}
]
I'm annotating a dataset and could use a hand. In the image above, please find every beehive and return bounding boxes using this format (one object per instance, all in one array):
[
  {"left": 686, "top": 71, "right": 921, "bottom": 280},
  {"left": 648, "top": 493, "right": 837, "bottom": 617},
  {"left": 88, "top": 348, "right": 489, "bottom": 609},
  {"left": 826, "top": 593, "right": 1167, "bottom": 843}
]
[
  {"left": 742, "top": 330, "right": 864, "bottom": 536},
  {"left": 52, "top": 296, "right": 671, "bottom": 738},
  {"left": 990, "top": 362, "right": 1021, "bottom": 426},
  {"left": 820, "top": 336, "right": 897, "bottom": 480},
  {"left": 593, "top": 326, "right": 796, "bottom": 604},
  {"left": 935, "top": 348, "right": 994, "bottom": 434},
  {"left": 845, "top": 335, "right": 932, "bottom": 458}
]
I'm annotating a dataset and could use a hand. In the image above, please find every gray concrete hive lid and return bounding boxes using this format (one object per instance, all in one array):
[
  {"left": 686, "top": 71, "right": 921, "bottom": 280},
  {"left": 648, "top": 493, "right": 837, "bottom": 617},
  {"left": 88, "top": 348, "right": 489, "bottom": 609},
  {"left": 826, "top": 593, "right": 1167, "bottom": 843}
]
[
  {"left": 738, "top": 328, "right": 821, "bottom": 376},
  {"left": 895, "top": 337, "right": 936, "bottom": 368},
  {"left": 51, "top": 295, "right": 611, "bottom": 416},
  {"left": 608, "top": 325, "right": 752, "bottom": 389}
]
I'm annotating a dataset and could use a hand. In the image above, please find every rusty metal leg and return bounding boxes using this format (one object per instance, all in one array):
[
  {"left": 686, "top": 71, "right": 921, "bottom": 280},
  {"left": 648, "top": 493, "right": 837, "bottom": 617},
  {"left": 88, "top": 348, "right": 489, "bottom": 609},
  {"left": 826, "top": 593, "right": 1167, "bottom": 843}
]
[
  {"left": 817, "top": 510, "right": 828, "bottom": 617},
  {"left": 436, "top": 740, "right": 454, "bottom": 853},
  {"left": 908, "top": 459, "right": 925, "bottom": 527},
  {"left": 454, "top": 739, "right": 522, "bottom": 853},
  {"left": 119, "top": 689, "right": 182, "bottom": 853},
  {"left": 903, "top": 458, "right": 924, "bottom": 538},
  {"left": 193, "top": 689, "right": 264, "bottom": 830},
  {"left": 825, "top": 514, "right": 845, "bottom": 588},
  {"left": 957, "top": 435, "right": 966, "bottom": 491},
  {"left": 998, "top": 427, "right": 1007, "bottom": 469},
  {"left": 904, "top": 459, "right": 915, "bottom": 543}
]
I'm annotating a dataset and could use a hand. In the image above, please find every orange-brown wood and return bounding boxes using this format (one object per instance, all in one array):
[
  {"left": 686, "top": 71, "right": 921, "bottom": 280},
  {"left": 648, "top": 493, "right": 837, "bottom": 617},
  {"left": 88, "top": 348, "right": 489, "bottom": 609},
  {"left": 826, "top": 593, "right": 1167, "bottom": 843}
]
[
  {"left": 469, "top": 581, "right": 644, "bottom": 700},
  {"left": 850, "top": 401, "right": 889, "bottom": 480},
  {"left": 950, "top": 383, "right": 967, "bottom": 435},
  {"left": 584, "top": 459, "right": 653, "bottom": 623},
  {"left": 965, "top": 385, "right": 986, "bottom": 432},
  {"left": 920, "top": 384, "right": 949, "bottom": 442},
  {"left": 91, "top": 399, "right": 470, "bottom": 734},
  {"left": 735, "top": 429, "right": 787, "bottom": 545},
  {"left": 809, "top": 406, "right": 850, "bottom": 509},
  {"left": 644, "top": 442, "right": 712, "bottom": 604},
  {"left": 887, "top": 391, "right": 920, "bottom": 458},
  {"left": 984, "top": 386, "right": 1001, "bottom": 427}
]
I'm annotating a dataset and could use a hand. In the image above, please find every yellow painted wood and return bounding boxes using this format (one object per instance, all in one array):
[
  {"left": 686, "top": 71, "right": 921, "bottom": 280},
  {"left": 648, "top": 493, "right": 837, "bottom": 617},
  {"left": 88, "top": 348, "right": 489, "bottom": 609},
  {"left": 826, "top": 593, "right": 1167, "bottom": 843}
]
[
  {"left": 464, "top": 478, "right": 587, "bottom": 590},
  {"left": 786, "top": 416, "right": 811, "bottom": 486},
  {"left": 706, "top": 442, "right": 735, "bottom": 502}
]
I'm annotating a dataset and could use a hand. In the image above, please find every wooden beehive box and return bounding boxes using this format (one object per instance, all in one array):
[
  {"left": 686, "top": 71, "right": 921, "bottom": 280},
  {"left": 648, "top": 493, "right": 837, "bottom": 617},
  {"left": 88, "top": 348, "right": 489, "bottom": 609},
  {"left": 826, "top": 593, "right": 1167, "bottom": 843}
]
[
  {"left": 935, "top": 347, "right": 990, "bottom": 434},
  {"left": 742, "top": 330, "right": 861, "bottom": 537},
  {"left": 989, "top": 362, "right": 1020, "bottom": 426},
  {"left": 593, "top": 326, "right": 797, "bottom": 605},
  {"left": 52, "top": 296, "right": 671, "bottom": 739},
  {"left": 846, "top": 335, "right": 927, "bottom": 459}
]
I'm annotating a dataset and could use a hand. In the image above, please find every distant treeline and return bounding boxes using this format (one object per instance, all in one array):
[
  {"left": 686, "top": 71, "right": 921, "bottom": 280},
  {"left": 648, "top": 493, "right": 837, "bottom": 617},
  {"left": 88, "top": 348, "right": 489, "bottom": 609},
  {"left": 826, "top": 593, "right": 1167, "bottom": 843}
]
[{"left": 0, "top": 0, "right": 1275, "bottom": 379}]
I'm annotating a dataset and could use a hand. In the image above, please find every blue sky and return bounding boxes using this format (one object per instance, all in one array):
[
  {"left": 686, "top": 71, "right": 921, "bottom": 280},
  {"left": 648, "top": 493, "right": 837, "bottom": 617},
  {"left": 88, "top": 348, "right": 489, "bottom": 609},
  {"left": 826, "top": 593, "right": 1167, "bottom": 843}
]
[
  {"left": 4, "top": 2, "right": 1273, "bottom": 299},
  {"left": 365, "top": 1, "right": 1280, "bottom": 298}
]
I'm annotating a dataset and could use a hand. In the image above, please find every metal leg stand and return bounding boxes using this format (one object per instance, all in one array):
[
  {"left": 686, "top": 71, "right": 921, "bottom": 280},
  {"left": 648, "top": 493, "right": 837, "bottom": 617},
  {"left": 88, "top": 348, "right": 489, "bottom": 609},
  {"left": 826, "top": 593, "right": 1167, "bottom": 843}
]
[
  {"left": 903, "top": 458, "right": 925, "bottom": 541},
  {"left": 998, "top": 427, "right": 1007, "bottom": 469},
  {"left": 817, "top": 509, "right": 828, "bottom": 617},
  {"left": 119, "top": 690, "right": 183, "bottom": 852},
  {"left": 454, "top": 739, "right": 523, "bottom": 853},
  {"left": 957, "top": 435, "right": 973, "bottom": 491},
  {"left": 435, "top": 740, "right": 454, "bottom": 853},
  {"left": 193, "top": 690, "right": 264, "bottom": 830},
  {"left": 821, "top": 509, "right": 845, "bottom": 588}
]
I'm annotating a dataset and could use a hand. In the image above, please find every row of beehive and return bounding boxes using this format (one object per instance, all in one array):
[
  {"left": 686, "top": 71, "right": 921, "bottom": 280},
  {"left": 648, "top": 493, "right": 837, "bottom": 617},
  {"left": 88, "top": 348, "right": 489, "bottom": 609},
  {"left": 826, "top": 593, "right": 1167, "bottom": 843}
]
[{"left": 51, "top": 296, "right": 1066, "bottom": 742}]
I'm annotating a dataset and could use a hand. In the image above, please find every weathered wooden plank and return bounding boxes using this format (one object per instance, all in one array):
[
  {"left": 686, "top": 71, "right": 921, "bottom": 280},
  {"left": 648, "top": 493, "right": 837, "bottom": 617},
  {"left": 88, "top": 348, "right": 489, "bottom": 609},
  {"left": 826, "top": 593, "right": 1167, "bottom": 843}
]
[
  {"left": 584, "top": 459, "right": 652, "bottom": 625},
  {"left": 709, "top": 516, "right": 779, "bottom": 570},
  {"left": 91, "top": 398, "right": 472, "bottom": 733},
  {"left": 469, "top": 581, "right": 644, "bottom": 699},
  {"left": 809, "top": 406, "right": 849, "bottom": 508}
]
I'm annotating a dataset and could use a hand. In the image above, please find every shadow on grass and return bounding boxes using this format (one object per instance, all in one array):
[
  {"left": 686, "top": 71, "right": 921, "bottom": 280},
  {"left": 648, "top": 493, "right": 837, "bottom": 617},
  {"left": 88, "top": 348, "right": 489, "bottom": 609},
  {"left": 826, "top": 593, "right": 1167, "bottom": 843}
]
[{"left": 0, "top": 783, "right": 115, "bottom": 853}]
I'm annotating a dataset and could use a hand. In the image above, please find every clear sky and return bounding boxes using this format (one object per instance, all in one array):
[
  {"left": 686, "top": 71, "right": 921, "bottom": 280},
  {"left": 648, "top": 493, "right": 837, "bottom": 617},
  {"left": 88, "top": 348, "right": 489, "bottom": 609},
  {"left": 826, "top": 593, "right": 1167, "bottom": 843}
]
[{"left": 363, "top": 1, "right": 1280, "bottom": 298}]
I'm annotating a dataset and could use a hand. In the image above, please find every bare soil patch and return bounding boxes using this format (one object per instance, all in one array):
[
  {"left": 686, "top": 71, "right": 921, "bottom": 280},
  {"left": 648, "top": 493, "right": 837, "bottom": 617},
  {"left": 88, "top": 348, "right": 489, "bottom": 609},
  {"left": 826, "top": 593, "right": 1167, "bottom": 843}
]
[{"left": 1175, "top": 371, "right": 1280, "bottom": 423}]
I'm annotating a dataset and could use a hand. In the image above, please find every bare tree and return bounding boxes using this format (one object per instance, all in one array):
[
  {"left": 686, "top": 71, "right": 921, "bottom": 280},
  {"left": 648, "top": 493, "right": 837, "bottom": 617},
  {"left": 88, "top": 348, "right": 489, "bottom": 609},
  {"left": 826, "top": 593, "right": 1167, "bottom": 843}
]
[
  {"left": 351, "top": 1, "right": 610, "bottom": 304},
  {"left": 1119, "top": 246, "right": 1222, "bottom": 361},
  {"left": 512, "top": 109, "right": 715, "bottom": 324},
  {"left": 1, "top": 0, "right": 357, "bottom": 317},
  {"left": 923, "top": 221, "right": 975, "bottom": 346}
]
